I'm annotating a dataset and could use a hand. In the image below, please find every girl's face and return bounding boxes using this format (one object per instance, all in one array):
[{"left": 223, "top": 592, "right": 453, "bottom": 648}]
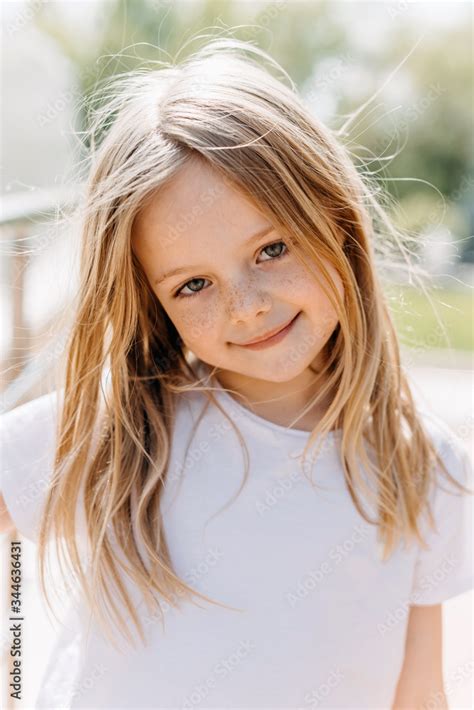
[{"left": 132, "top": 158, "right": 344, "bottom": 387}]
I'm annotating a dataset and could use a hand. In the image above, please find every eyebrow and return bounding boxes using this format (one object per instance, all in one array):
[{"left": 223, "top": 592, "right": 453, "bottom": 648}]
[{"left": 154, "top": 224, "right": 275, "bottom": 285}]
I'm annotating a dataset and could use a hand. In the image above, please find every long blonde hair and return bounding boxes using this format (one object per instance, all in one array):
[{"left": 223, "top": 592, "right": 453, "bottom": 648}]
[{"left": 37, "top": 37, "right": 472, "bottom": 650}]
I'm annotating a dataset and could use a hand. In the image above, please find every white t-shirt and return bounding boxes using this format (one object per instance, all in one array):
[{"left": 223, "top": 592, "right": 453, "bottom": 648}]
[{"left": 1, "top": 360, "right": 473, "bottom": 709}]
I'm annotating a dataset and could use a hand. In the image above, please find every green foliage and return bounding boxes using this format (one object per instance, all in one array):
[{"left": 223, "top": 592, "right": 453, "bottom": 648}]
[
  {"left": 33, "top": 1, "right": 472, "bottom": 229},
  {"left": 386, "top": 284, "right": 473, "bottom": 352}
]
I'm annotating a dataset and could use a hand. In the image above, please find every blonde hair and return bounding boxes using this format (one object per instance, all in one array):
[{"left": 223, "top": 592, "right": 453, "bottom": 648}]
[{"left": 37, "top": 37, "right": 472, "bottom": 650}]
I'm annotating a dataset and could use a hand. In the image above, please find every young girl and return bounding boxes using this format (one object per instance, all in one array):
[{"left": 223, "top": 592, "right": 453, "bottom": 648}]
[{"left": 1, "top": 38, "right": 472, "bottom": 709}]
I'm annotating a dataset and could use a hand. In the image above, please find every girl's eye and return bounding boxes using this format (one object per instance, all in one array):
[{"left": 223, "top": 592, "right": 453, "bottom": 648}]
[{"left": 173, "top": 240, "right": 289, "bottom": 299}]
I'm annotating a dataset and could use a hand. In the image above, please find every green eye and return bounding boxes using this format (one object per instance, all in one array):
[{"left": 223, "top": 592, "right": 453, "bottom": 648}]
[
  {"left": 261, "top": 241, "right": 287, "bottom": 260},
  {"left": 175, "top": 277, "right": 208, "bottom": 298}
]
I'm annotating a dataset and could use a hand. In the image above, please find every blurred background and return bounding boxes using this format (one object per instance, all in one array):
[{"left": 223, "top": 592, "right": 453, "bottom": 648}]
[{"left": 1, "top": 0, "right": 473, "bottom": 708}]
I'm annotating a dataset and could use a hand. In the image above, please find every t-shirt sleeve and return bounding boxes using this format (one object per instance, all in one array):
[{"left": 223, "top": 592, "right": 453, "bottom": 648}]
[
  {"left": 409, "top": 424, "right": 474, "bottom": 606},
  {"left": 0, "top": 389, "right": 63, "bottom": 544}
]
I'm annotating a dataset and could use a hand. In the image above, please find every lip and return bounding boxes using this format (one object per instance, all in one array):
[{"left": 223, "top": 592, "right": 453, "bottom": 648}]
[{"left": 235, "top": 312, "right": 300, "bottom": 349}]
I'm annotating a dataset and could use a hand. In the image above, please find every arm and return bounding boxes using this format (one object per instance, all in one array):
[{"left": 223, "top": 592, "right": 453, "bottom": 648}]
[{"left": 392, "top": 604, "right": 448, "bottom": 709}]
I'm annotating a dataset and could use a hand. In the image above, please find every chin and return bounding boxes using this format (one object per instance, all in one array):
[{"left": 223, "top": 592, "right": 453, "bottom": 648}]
[{"left": 242, "top": 358, "right": 312, "bottom": 383}]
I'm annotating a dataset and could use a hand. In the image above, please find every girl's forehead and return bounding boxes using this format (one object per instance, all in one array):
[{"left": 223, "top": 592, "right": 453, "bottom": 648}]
[{"left": 133, "top": 160, "right": 272, "bottom": 254}]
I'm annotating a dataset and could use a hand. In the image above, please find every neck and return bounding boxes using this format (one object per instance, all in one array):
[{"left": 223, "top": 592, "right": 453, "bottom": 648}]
[{"left": 209, "top": 359, "right": 336, "bottom": 433}]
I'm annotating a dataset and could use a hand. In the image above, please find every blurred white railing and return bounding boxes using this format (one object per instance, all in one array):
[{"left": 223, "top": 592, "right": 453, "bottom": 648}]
[{"left": 0, "top": 186, "right": 79, "bottom": 414}]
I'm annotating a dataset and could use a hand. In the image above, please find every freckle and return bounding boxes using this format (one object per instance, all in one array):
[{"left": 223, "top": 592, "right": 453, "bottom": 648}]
[
  {"left": 180, "top": 313, "right": 193, "bottom": 327},
  {"left": 184, "top": 301, "right": 219, "bottom": 332},
  {"left": 226, "top": 284, "right": 250, "bottom": 310},
  {"left": 278, "top": 274, "right": 303, "bottom": 291}
]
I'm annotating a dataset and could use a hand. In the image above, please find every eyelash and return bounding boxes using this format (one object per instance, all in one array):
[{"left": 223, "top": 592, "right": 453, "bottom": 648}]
[{"left": 172, "top": 240, "right": 289, "bottom": 299}]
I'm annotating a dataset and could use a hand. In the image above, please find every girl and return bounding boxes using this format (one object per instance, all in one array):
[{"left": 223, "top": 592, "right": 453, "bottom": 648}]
[{"left": 1, "top": 37, "right": 473, "bottom": 709}]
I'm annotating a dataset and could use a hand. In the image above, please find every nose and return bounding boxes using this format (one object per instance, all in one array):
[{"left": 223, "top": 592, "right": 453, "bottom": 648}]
[{"left": 225, "top": 279, "right": 272, "bottom": 324}]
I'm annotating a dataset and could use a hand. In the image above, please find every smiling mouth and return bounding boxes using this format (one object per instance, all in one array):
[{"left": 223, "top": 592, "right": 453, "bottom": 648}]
[{"left": 233, "top": 312, "right": 301, "bottom": 349}]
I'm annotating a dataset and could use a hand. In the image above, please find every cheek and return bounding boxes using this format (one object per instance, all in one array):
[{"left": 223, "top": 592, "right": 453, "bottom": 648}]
[
  {"left": 172, "top": 301, "right": 221, "bottom": 342},
  {"left": 300, "top": 262, "right": 344, "bottom": 334},
  {"left": 273, "top": 261, "right": 314, "bottom": 299},
  {"left": 281, "top": 259, "right": 339, "bottom": 303}
]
